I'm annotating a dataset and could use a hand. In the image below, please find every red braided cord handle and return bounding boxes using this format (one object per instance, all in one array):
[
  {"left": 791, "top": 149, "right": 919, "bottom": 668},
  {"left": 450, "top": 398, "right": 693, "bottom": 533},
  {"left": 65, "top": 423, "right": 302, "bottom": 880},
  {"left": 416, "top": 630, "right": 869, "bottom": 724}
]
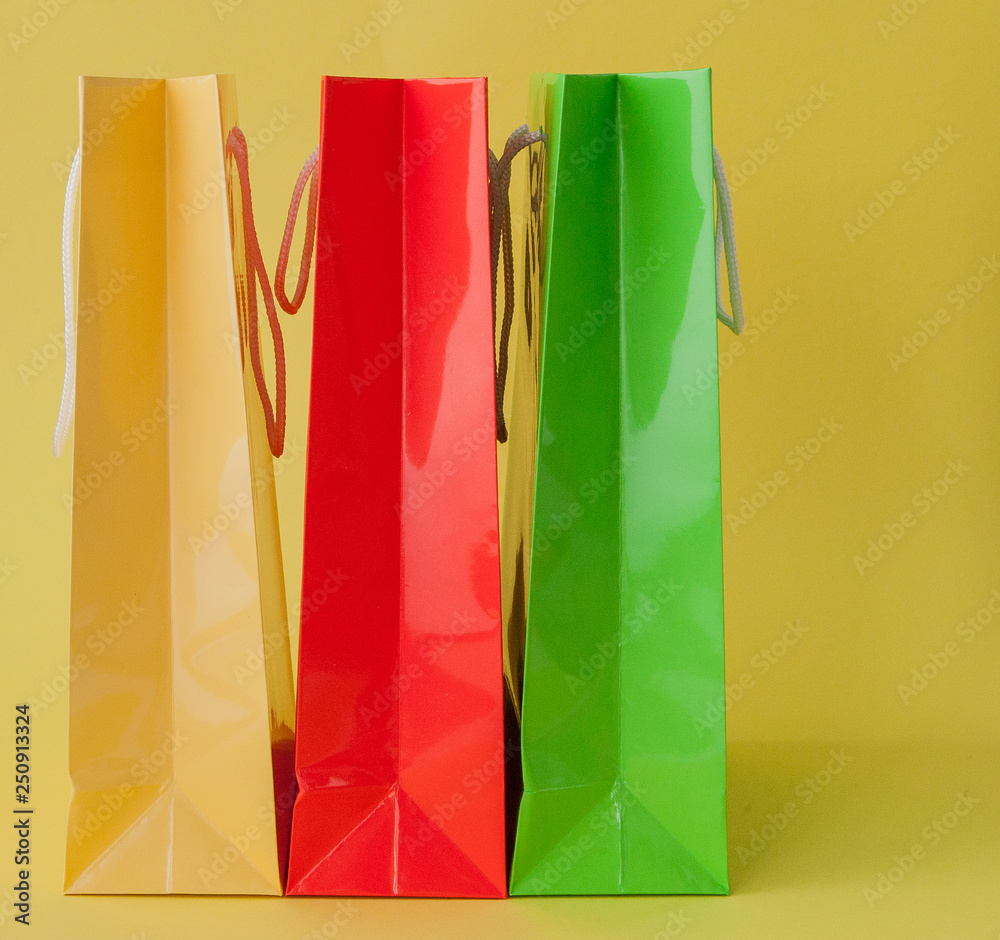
[{"left": 224, "top": 128, "right": 318, "bottom": 456}]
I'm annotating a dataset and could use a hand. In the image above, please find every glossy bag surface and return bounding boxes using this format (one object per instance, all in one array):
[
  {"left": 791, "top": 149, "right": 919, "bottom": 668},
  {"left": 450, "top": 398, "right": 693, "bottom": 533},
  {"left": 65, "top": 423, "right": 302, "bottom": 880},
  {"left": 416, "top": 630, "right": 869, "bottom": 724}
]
[
  {"left": 64, "top": 76, "right": 296, "bottom": 895},
  {"left": 286, "top": 76, "right": 506, "bottom": 898},
  {"left": 505, "top": 70, "right": 729, "bottom": 896}
]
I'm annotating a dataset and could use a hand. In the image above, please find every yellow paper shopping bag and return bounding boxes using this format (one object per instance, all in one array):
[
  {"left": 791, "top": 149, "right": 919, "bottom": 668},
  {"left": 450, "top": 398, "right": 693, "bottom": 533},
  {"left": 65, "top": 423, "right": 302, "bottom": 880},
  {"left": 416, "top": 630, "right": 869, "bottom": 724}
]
[{"left": 57, "top": 75, "right": 296, "bottom": 895}]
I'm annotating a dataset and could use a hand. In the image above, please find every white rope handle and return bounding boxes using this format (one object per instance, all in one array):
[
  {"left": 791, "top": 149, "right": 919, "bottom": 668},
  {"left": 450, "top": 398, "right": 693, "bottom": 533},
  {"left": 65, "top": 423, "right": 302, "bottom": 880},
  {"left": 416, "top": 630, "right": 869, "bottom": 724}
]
[
  {"left": 713, "top": 146, "right": 744, "bottom": 335},
  {"left": 53, "top": 147, "right": 81, "bottom": 457}
]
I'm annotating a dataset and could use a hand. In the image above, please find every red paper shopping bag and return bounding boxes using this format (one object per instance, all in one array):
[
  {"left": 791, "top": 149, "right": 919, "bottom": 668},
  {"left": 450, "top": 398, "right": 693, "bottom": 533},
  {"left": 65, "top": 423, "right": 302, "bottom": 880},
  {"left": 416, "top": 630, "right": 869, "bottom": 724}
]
[{"left": 285, "top": 77, "right": 506, "bottom": 898}]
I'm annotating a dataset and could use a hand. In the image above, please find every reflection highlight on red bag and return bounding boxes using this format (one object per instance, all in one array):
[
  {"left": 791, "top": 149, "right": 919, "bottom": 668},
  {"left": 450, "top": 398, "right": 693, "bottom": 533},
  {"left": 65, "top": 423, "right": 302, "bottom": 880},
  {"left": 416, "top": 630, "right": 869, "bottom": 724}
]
[{"left": 286, "top": 76, "right": 506, "bottom": 898}]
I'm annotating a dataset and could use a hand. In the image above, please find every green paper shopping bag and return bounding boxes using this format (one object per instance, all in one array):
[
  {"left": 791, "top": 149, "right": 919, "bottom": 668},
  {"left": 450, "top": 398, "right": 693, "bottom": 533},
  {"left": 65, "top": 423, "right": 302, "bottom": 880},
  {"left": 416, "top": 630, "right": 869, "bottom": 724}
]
[{"left": 499, "top": 69, "right": 743, "bottom": 896}]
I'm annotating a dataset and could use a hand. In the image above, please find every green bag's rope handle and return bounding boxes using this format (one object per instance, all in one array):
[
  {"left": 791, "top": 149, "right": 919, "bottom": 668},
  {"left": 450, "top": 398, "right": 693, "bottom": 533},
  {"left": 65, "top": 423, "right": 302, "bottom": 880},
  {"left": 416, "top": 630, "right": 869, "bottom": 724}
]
[
  {"left": 713, "top": 147, "right": 744, "bottom": 335},
  {"left": 489, "top": 124, "right": 546, "bottom": 444}
]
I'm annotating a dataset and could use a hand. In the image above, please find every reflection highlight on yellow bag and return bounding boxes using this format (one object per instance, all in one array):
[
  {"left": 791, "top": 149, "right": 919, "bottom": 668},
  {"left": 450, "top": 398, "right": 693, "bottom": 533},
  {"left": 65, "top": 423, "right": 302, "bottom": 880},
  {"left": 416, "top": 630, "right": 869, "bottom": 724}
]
[{"left": 58, "top": 75, "right": 295, "bottom": 895}]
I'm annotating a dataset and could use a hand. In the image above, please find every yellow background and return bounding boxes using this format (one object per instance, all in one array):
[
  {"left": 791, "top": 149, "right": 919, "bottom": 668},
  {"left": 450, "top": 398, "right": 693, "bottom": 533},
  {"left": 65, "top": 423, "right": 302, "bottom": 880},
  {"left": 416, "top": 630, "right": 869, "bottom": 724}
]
[{"left": 1, "top": 0, "right": 997, "bottom": 937}]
